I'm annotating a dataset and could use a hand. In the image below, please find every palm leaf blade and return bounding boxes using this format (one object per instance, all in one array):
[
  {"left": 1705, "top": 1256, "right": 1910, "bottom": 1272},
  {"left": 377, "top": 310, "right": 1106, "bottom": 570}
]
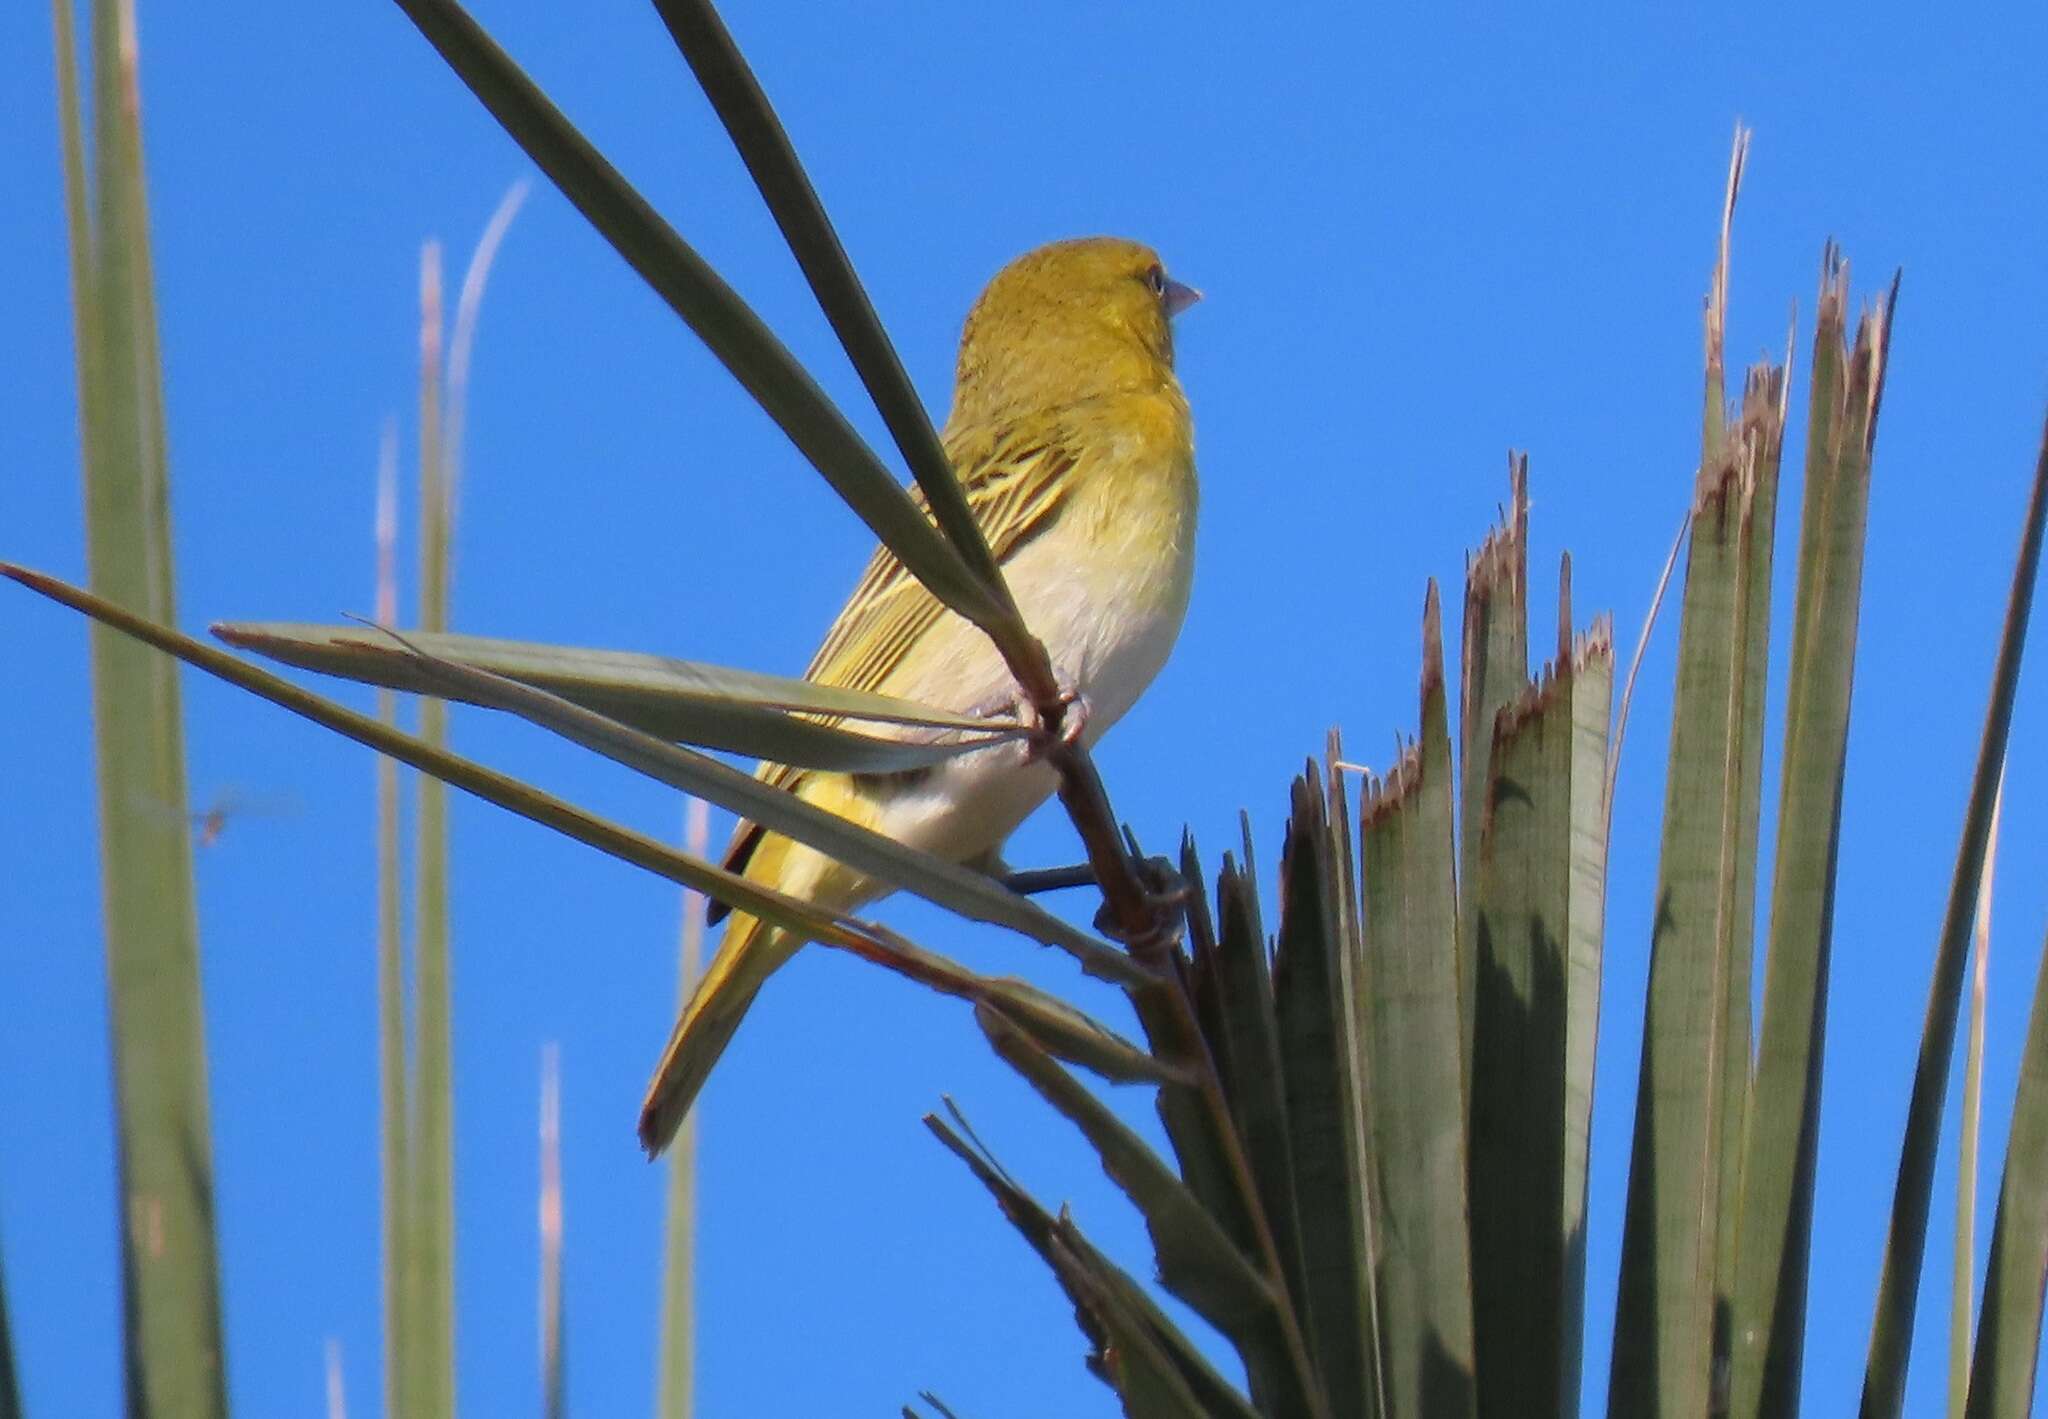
[
  {"left": 335, "top": 628, "right": 1142, "bottom": 982},
  {"left": 1608, "top": 351, "right": 1785, "bottom": 1417},
  {"left": 215, "top": 622, "right": 1023, "bottom": 771},
  {"left": 1362, "top": 585, "right": 1477, "bottom": 1419},
  {"left": 1272, "top": 774, "right": 1372, "bottom": 1419},
  {"left": 1728, "top": 262, "right": 1885, "bottom": 1419}
]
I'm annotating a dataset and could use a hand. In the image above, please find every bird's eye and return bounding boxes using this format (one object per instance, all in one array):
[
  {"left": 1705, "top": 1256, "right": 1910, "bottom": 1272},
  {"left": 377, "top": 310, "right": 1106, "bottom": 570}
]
[{"left": 1144, "top": 265, "right": 1167, "bottom": 297}]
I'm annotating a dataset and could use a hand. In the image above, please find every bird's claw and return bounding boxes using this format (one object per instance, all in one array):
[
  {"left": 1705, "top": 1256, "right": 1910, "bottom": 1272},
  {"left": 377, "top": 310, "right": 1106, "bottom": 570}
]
[
  {"left": 1021, "top": 688, "right": 1090, "bottom": 761},
  {"left": 1056, "top": 689, "right": 1091, "bottom": 751}
]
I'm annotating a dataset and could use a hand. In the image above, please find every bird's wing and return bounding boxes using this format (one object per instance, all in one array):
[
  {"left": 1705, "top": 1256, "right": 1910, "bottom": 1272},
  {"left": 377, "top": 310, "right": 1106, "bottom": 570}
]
[
  {"left": 709, "top": 422, "right": 1079, "bottom": 907},
  {"left": 800, "top": 426, "right": 1076, "bottom": 706}
]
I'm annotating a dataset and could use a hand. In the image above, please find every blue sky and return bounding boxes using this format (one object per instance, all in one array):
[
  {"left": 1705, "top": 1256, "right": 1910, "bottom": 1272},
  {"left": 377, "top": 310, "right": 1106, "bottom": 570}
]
[{"left": 4, "top": 1, "right": 2046, "bottom": 1414}]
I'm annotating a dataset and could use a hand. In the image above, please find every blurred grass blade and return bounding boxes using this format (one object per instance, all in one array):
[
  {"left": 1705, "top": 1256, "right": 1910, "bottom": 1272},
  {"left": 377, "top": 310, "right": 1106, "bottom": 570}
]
[
  {"left": 540, "top": 1045, "right": 565, "bottom": 1419},
  {"left": 353, "top": 629, "right": 1144, "bottom": 983},
  {"left": 657, "top": 801, "right": 708, "bottom": 1419},
  {"left": 1609, "top": 351, "right": 1786, "bottom": 1416},
  {"left": 1951, "top": 776, "right": 2001, "bottom": 1417},
  {"left": 1963, "top": 917, "right": 2048, "bottom": 1419},
  {"left": 0, "top": 1236, "right": 19, "bottom": 1419},
  {"left": 57, "top": 0, "right": 230, "bottom": 1411},
  {"left": 214, "top": 623, "right": 1025, "bottom": 772},
  {"left": 1361, "top": 585, "right": 1476, "bottom": 1419},
  {"left": 325, "top": 1338, "right": 347, "bottom": 1419},
  {"left": 445, "top": 179, "right": 529, "bottom": 533},
  {"left": 1731, "top": 259, "right": 1884, "bottom": 1419},
  {"left": 1458, "top": 458, "right": 1531, "bottom": 1072},
  {"left": 411, "top": 240, "right": 455, "bottom": 1419},
  {"left": 0, "top": 564, "right": 975, "bottom": 997},
  {"left": 1272, "top": 773, "right": 1370, "bottom": 1419},
  {"left": 373, "top": 420, "right": 412, "bottom": 1419},
  {"left": 648, "top": 0, "right": 1015, "bottom": 611},
  {"left": 1864, "top": 408, "right": 2048, "bottom": 1418},
  {"left": 381, "top": 0, "right": 1005, "bottom": 632},
  {"left": 975, "top": 1005, "right": 1278, "bottom": 1336}
]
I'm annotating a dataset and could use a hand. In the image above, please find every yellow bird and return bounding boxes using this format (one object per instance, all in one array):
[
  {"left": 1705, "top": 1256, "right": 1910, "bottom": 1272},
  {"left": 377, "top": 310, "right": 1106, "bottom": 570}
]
[{"left": 638, "top": 236, "right": 1201, "bottom": 1154}]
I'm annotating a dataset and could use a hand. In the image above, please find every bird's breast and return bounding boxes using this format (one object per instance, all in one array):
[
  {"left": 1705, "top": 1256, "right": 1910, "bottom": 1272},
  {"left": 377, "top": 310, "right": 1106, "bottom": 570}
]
[{"left": 1012, "top": 441, "right": 1197, "bottom": 740}]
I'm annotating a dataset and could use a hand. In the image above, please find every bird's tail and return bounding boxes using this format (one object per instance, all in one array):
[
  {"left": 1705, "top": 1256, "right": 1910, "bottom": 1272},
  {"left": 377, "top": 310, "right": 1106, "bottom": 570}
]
[{"left": 637, "top": 910, "right": 800, "bottom": 1156}]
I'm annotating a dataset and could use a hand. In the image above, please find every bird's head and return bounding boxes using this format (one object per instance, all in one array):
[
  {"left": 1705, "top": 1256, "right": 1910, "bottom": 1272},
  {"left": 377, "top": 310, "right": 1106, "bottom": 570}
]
[{"left": 952, "top": 236, "right": 1200, "bottom": 422}]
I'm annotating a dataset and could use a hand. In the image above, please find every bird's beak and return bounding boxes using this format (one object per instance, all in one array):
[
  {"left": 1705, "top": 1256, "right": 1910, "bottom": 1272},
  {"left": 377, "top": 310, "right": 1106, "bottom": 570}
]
[{"left": 1162, "top": 277, "right": 1203, "bottom": 319}]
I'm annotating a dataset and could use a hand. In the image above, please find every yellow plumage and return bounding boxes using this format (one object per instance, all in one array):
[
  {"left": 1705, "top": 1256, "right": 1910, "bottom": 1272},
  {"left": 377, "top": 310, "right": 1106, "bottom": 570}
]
[{"left": 638, "top": 237, "right": 1200, "bottom": 1153}]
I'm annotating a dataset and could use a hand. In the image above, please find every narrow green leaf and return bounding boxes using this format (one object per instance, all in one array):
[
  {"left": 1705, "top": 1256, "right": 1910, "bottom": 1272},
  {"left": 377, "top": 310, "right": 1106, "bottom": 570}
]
[
  {"left": 411, "top": 241, "right": 455, "bottom": 1419},
  {"left": 1056, "top": 1224, "right": 1267, "bottom": 1419},
  {"left": 1949, "top": 779, "right": 2001, "bottom": 1419},
  {"left": 1865, "top": 407, "right": 2048, "bottom": 1418},
  {"left": 823, "top": 932, "right": 1179, "bottom": 1086},
  {"left": 381, "top": 0, "right": 1004, "bottom": 632},
  {"left": 0, "top": 564, "right": 981, "bottom": 965},
  {"left": 1963, "top": 917, "right": 2048, "bottom": 1419},
  {"left": 344, "top": 628, "right": 1144, "bottom": 985},
  {"left": 1122, "top": 970, "right": 1245, "bottom": 1253},
  {"left": 1186, "top": 836, "right": 1333, "bottom": 1419},
  {"left": 64, "top": 0, "right": 229, "bottom": 1408},
  {"left": 1320, "top": 743, "right": 1386, "bottom": 1419},
  {"left": 1609, "top": 353, "right": 1784, "bottom": 1419},
  {"left": 1458, "top": 459, "right": 1531, "bottom": 1075},
  {"left": 214, "top": 622, "right": 1024, "bottom": 771},
  {"left": 1203, "top": 842, "right": 1315, "bottom": 1372},
  {"left": 1183, "top": 835, "right": 1235, "bottom": 1099},
  {"left": 975, "top": 1005, "right": 1278, "bottom": 1338},
  {"left": 646, "top": 0, "right": 1017, "bottom": 614},
  {"left": 1730, "top": 258, "right": 1881, "bottom": 1419},
  {"left": 924, "top": 1111, "right": 1257, "bottom": 1419},
  {"left": 1362, "top": 584, "right": 1477, "bottom": 1419},
  {"left": 1273, "top": 774, "right": 1371, "bottom": 1419}
]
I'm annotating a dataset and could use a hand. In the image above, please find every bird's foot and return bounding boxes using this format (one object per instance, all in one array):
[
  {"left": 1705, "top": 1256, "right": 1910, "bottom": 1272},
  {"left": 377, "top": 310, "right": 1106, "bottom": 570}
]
[
  {"left": 1090, "top": 854, "right": 1193, "bottom": 953},
  {"left": 1019, "top": 687, "right": 1090, "bottom": 761}
]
